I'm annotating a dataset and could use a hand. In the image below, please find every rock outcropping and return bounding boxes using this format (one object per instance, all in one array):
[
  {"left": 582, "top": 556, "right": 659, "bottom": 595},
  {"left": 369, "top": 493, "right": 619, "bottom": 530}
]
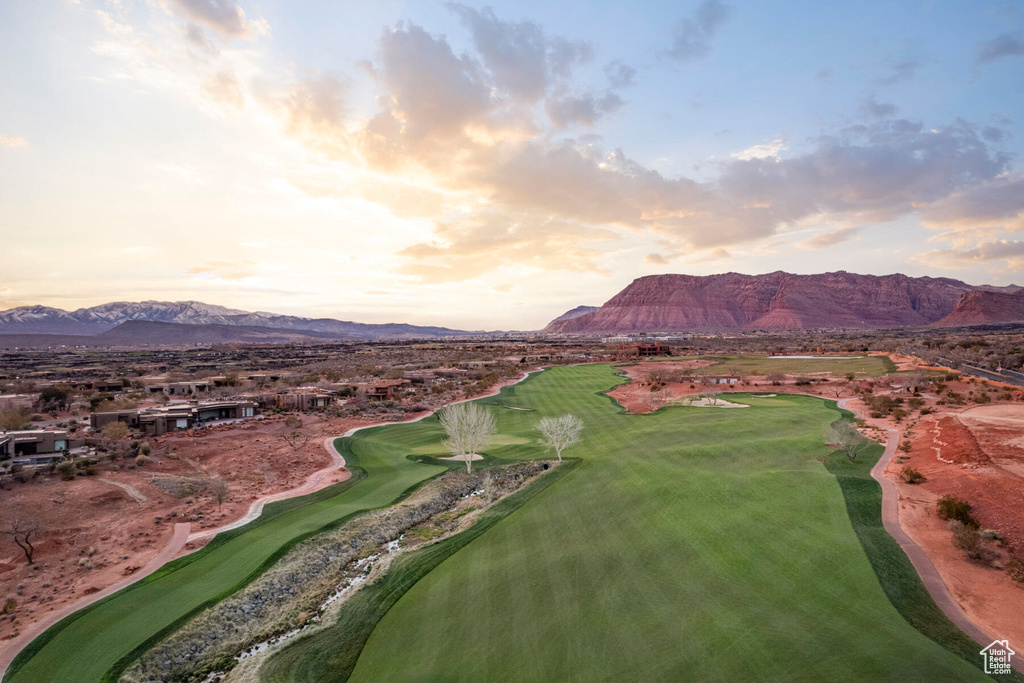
[
  {"left": 934, "top": 290, "right": 1024, "bottom": 327},
  {"left": 545, "top": 271, "right": 1020, "bottom": 333}
]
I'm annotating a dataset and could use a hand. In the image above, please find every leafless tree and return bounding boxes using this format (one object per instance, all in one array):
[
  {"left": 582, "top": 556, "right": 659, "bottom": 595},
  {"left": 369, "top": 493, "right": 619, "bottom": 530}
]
[
  {"left": 829, "top": 381, "right": 848, "bottom": 398},
  {"left": 280, "top": 415, "right": 312, "bottom": 451},
  {"left": 536, "top": 414, "right": 584, "bottom": 462},
  {"left": 824, "top": 422, "right": 869, "bottom": 462},
  {"left": 766, "top": 372, "right": 786, "bottom": 386},
  {"left": 208, "top": 477, "right": 228, "bottom": 511},
  {"left": 701, "top": 386, "right": 723, "bottom": 405},
  {"left": 439, "top": 402, "right": 497, "bottom": 473},
  {"left": 2, "top": 518, "right": 40, "bottom": 565}
]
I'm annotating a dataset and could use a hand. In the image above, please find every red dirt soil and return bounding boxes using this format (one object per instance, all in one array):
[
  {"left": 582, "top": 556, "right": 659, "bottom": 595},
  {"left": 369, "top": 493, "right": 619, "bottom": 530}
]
[
  {"left": 0, "top": 413, "right": 369, "bottom": 643},
  {"left": 0, "top": 370, "right": 537, "bottom": 646},
  {"left": 885, "top": 403, "right": 1024, "bottom": 650}
]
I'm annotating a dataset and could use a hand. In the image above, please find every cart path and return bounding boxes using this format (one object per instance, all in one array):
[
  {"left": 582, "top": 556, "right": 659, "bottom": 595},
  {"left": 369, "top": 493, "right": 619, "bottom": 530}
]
[
  {"left": 837, "top": 397, "right": 997, "bottom": 649},
  {"left": 0, "top": 522, "right": 190, "bottom": 677},
  {"left": 0, "top": 367, "right": 544, "bottom": 679}
]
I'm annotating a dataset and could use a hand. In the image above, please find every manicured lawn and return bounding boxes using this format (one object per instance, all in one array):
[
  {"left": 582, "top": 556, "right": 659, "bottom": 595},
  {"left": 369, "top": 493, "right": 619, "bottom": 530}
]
[
  {"left": 672, "top": 353, "right": 897, "bottom": 377},
  {"left": 4, "top": 428, "right": 449, "bottom": 683},
  {"left": 331, "top": 364, "right": 982, "bottom": 681}
]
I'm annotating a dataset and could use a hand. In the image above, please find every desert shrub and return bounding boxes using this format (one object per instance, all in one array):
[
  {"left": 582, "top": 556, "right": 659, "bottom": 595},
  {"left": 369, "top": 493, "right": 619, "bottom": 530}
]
[
  {"left": 936, "top": 495, "right": 977, "bottom": 528},
  {"left": 139, "top": 443, "right": 151, "bottom": 456},
  {"left": 972, "top": 392, "right": 992, "bottom": 404},
  {"left": 1006, "top": 557, "right": 1024, "bottom": 584},
  {"left": 85, "top": 465, "right": 99, "bottom": 476},
  {"left": 949, "top": 520, "right": 983, "bottom": 560},
  {"left": 151, "top": 475, "right": 208, "bottom": 498},
  {"left": 57, "top": 461, "right": 76, "bottom": 481},
  {"left": 899, "top": 467, "right": 925, "bottom": 484},
  {"left": 14, "top": 467, "right": 34, "bottom": 484},
  {"left": 899, "top": 440, "right": 912, "bottom": 452},
  {"left": 2, "top": 599, "right": 16, "bottom": 614},
  {"left": 135, "top": 454, "right": 148, "bottom": 467}
]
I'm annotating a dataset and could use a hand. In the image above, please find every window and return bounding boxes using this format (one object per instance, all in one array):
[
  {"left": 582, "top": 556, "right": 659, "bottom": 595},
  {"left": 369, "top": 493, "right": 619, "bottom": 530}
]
[{"left": 175, "top": 419, "right": 189, "bottom": 429}]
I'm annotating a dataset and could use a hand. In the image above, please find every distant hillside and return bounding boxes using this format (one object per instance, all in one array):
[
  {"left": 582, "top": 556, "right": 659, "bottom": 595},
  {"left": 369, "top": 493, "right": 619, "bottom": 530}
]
[
  {"left": 545, "top": 271, "right": 1022, "bottom": 333},
  {"left": 934, "top": 289, "right": 1024, "bottom": 327},
  {"left": 547, "top": 305, "right": 600, "bottom": 326},
  {"left": 0, "top": 300, "right": 479, "bottom": 340}
]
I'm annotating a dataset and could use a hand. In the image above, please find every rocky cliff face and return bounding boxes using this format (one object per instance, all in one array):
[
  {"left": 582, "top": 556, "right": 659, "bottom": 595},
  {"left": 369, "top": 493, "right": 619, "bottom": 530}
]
[
  {"left": 546, "top": 271, "right": 1016, "bottom": 333},
  {"left": 547, "top": 305, "right": 600, "bottom": 326},
  {"left": 934, "top": 290, "right": 1024, "bottom": 327}
]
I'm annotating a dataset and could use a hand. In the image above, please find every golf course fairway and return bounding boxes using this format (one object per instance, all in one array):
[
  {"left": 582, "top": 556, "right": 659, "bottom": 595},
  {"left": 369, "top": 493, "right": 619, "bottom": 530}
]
[
  {"left": 273, "top": 364, "right": 986, "bottom": 681},
  {"left": 7, "top": 364, "right": 996, "bottom": 681}
]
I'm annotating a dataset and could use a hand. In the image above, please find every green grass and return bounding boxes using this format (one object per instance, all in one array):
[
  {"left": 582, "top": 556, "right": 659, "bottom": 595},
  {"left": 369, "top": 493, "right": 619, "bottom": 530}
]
[
  {"left": 9, "top": 364, "right": 1005, "bottom": 681},
  {"left": 260, "top": 459, "right": 579, "bottom": 683},
  {"left": 4, "top": 428, "right": 450, "bottom": 683},
  {"left": 320, "top": 364, "right": 983, "bottom": 682},
  {"left": 823, "top": 436, "right": 1022, "bottom": 682},
  {"left": 666, "top": 353, "right": 897, "bottom": 377}
]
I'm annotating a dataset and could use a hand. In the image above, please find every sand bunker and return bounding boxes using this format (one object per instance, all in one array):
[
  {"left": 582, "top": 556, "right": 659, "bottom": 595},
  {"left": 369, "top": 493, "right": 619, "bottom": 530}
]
[
  {"left": 439, "top": 453, "right": 484, "bottom": 462},
  {"left": 752, "top": 394, "right": 777, "bottom": 398},
  {"left": 686, "top": 398, "right": 749, "bottom": 408}
]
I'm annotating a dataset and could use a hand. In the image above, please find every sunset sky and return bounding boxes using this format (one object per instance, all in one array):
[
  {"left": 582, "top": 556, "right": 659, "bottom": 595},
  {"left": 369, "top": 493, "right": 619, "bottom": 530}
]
[{"left": 1, "top": 1, "right": 1022, "bottom": 329}]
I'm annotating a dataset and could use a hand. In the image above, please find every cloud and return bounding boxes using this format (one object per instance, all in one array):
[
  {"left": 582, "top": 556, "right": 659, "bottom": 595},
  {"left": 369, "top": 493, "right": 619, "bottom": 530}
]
[
  {"left": 168, "top": 0, "right": 268, "bottom": 39},
  {"left": 603, "top": 60, "right": 636, "bottom": 88},
  {"left": 796, "top": 226, "right": 862, "bottom": 250},
  {"left": 912, "top": 240, "right": 1024, "bottom": 272},
  {"left": 731, "top": 138, "right": 786, "bottom": 161},
  {"left": 186, "top": 260, "right": 258, "bottom": 280},
  {"left": 920, "top": 172, "right": 1024, "bottom": 232},
  {"left": 663, "top": 0, "right": 730, "bottom": 62},
  {"left": 645, "top": 253, "right": 669, "bottom": 265},
  {"left": 975, "top": 31, "right": 1024, "bottom": 64},
  {"left": 813, "top": 66, "right": 834, "bottom": 82},
  {"left": 545, "top": 91, "right": 623, "bottom": 128},
  {"left": 396, "top": 211, "right": 617, "bottom": 283},
  {"left": 859, "top": 93, "right": 898, "bottom": 120},
  {"left": 874, "top": 54, "right": 921, "bottom": 86},
  {"left": 0, "top": 135, "right": 29, "bottom": 148},
  {"left": 447, "top": 4, "right": 591, "bottom": 103}
]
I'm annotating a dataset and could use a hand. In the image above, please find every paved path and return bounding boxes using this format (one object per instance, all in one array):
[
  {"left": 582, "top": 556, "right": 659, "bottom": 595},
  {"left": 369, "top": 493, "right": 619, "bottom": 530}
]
[
  {"left": 0, "top": 523, "right": 190, "bottom": 677},
  {"left": 0, "top": 367, "right": 545, "bottom": 679},
  {"left": 837, "top": 398, "right": 997, "bottom": 649},
  {"left": 98, "top": 477, "right": 147, "bottom": 503}
]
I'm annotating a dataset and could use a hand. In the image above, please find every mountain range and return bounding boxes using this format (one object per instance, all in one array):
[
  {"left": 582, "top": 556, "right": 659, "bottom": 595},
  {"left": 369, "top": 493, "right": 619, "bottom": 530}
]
[
  {"left": 0, "top": 301, "right": 477, "bottom": 344},
  {"left": 545, "top": 271, "right": 1024, "bottom": 333}
]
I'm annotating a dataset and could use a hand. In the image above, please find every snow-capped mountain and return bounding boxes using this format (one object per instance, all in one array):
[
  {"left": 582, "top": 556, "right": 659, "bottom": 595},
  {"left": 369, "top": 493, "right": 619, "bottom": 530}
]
[{"left": 0, "top": 300, "right": 475, "bottom": 339}]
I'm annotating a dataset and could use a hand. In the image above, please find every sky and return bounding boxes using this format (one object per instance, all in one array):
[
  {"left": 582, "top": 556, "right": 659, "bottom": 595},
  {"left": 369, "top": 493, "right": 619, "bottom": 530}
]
[{"left": 0, "top": 0, "right": 1023, "bottom": 330}]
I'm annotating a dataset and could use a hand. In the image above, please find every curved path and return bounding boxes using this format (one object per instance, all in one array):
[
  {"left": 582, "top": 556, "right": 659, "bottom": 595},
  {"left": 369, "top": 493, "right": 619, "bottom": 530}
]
[
  {"left": 0, "top": 367, "right": 545, "bottom": 680},
  {"left": 837, "top": 398, "right": 996, "bottom": 648},
  {"left": 0, "top": 522, "right": 191, "bottom": 676},
  {"left": 98, "top": 477, "right": 148, "bottom": 503}
]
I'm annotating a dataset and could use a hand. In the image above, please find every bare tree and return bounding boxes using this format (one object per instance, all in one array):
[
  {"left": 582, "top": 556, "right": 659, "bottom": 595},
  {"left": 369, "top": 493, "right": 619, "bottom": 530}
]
[
  {"left": 439, "top": 402, "right": 497, "bottom": 473},
  {"left": 536, "top": 414, "right": 584, "bottom": 462},
  {"left": 766, "top": 372, "right": 786, "bottom": 386},
  {"left": 823, "top": 422, "right": 869, "bottom": 462},
  {"left": 280, "top": 415, "right": 312, "bottom": 451},
  {"left": 697, "top": 385, "right": 723, "bottom": 405},
  {"left": 207, "top": 477, "right": 228, "bottom": 511},
  {"left": 829, "top": 381, "right": 848, "bottom": 398},
  {"left": 2, "top": 518, "right": 40, "bottom": 565}
]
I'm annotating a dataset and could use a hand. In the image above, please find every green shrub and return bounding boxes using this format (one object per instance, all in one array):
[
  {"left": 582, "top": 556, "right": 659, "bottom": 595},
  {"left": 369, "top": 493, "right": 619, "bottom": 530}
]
[
  {"left": 936, "top": 495, "right": 977, "bottom": 528},
  {"left": 57, "top": 461, "right": 76, "bottom": 481},
  {"left": 135, "top": 454, "right": 149, "bottom": 467},
  {"left": 899, "top": 467, "right": 925, "bottom": 484}
]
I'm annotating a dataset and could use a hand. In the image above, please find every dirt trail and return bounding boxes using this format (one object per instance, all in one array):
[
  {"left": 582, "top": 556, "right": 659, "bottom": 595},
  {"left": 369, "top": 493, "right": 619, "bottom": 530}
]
[
  {"left": 838, "top": 398, "right": 998, "bottom": 650},
  {"left": 98, "top": 477, "right": 148, "bottom": 503},
  {"left": 0, "top": 367, "right": 544, "bottom": 679}
]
